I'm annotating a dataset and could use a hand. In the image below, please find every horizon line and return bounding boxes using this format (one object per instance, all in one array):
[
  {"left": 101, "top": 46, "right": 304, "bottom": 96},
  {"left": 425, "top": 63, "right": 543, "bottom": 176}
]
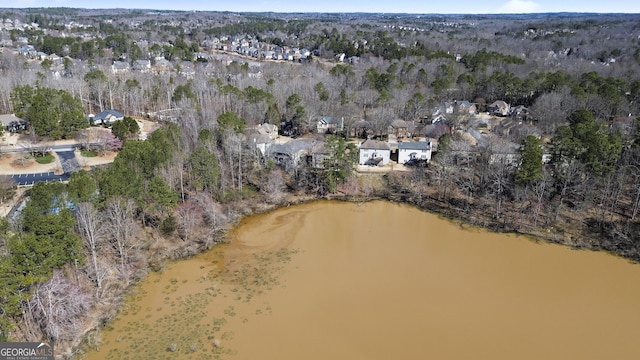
[{"left": 0, "top": 7, "right": 639, "bottom": 16}]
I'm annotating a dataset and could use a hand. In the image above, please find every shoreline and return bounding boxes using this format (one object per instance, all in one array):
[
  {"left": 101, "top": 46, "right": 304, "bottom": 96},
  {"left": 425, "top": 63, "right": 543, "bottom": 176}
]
[{"left": 11, "top": 182, "right": 635, "bottom": 358}]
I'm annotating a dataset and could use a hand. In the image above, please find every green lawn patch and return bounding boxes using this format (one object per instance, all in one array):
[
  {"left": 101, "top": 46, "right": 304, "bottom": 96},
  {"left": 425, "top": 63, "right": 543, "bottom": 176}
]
[
  {"left": 34, "top": 152, "right": 54, "bottom": 164},
  {"left": 81, "top": 149, "right": 98, "bottom": 157}
]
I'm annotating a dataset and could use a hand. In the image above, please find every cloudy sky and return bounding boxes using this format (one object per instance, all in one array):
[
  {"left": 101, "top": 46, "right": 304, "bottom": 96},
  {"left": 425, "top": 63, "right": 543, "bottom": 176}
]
[{"left": 1, "top": 0, "right": 639, "bottom": 14}]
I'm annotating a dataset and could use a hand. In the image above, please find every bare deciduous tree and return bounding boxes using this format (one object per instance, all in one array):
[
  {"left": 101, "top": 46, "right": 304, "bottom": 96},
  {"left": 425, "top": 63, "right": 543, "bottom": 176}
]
[
  {"left": 529, "top": 88, "right": 578, "bottom": 134},
  {"left": 104, "top": 197, "right": 139, "bottom": 278},
  {"left": 75, "top": 202, "right": 106, "bottom": 296},
  {"left": 175, "top": 201, "right": 203, "bottom": 243},
  {"left": 27, "top": 270, "right": 93, "bottom": 342},
  {"left": 263, "top": 168, "right": 286, "bottom": 203},
  {"left": 193, "top": 192, "right": 229, "bottom": 248}
]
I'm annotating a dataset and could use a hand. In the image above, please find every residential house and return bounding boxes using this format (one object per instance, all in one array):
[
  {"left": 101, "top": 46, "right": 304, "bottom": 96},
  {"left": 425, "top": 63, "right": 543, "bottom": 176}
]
[
  {"left": 430, "top": 102, "right": 454, "bottom": 123},
  {"left": 443, "top": 102, "right": 455, "bottom": 114},
  {"left": 488, "top": 140, "right": 520, "bottom": 165},
  {"left": 48, "top": 53, "right": 61, "bottom": 64},
  {"left": 132, "top": 59, "right": 151, "bottom": 73},
  {"left": 496, "top": 118, "right": 520, "bottom": 137},
  {"left": 111, "top": 61, "right": 130, "bottom": 74},
  {"left": 422, "top": 121, "right": 451, "bottom": 140},
  {"left": 153, "top": 58, "right": 171, "bottom": 73},
  {"left": 309, "top": 141, "right": 328, "bottom": 168},
  {"left": 261, "top": 50, "right": 275, "bottom": 60},
  {"left": 18, "top": 45, "right": 37, "bottom": 58},
  {"left": 398, "top": 141, "right": 432, "bottom": 164},
  {"left": 488, "top": 100, "right": 510, "bottom": 116},
  {"left": 454, "top": 100, "right": 477, "bottom": 115},
  {"left": 388, "top": 119, "right": 412, "bottom": 139},
  {"left": 194, "top": 52, "right": 209, "bottom": 61},
  {"left": 350, "top": 119, "right": 372, "bottom": 138},
  {"left": 317, "top": 116, "right": 344, "bottom": 134},
  {"left": 266, "top": 138, "right": 325, "bottom": 170},
  {"left": 431, "top": 113, "right": 448, "bottom": 124},
  {"left": 497, "top": 116, "right": 540, "bottom": 140},
  {"left": 91, "top": 109, "right": 124, "bottom": 125},
  {"left": 248, "top": 132, "right": 274, "bottom": 156},
  {"left": 246, "top": 123, "right": 278, "bottom": 156},
  {"left": 359, "top": 139, "right": 391, "bottom": 166},
  {"left": 300, "top": 48, "right": 311, "bottom": 59},
  {"left": 0, "top": 114, "right": 27, "bottom": 133},
  {"left": 254, "top": 123, "right": 279, "bottom": 139},
  {"left": 510, "top": 105, "right": 529, "bottom": 121}
]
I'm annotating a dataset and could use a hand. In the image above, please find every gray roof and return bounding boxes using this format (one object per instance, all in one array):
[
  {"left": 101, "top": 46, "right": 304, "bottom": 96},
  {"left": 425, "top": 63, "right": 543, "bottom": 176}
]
[
  {"left": 94, "top": 109, "right": 124, "bottom": 120},
  {"left": 318, "top": 116, "right": 342, "bottom": 125},
  {"left": 248, "top": 132, "right": 272, "bottom": 145},
  {"left": 360, "top": 139, "right": 390, "bottom": 150},
  {"left": 0, "top": 114, "right": 25, "bottom": 127},
  {"left": 399, "top": 141, "right": 431, "bottom": 151},
  {"left": 112, "top": 61, "right": 129, "bottom": 70},
  {"left": 255, "top": 123, "right": 278, "bottom": 135},
  {"left": 390, "top": 119, "right": 408, "bottom": 128},
  {"left": 455, "top": 100, "right": 475, "bottom": 107},
  {"left": 267, "top": 138, "right": 323, "bottom": 156}
]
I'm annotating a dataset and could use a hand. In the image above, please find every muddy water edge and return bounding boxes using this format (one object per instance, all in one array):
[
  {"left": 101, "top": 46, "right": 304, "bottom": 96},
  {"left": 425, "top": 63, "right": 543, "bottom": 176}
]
[{"left": 82, "top": 200, "right": 640, "bottom": 360}]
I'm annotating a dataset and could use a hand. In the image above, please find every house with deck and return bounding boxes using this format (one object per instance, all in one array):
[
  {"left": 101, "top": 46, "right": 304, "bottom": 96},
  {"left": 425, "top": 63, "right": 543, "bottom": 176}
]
[
  {"left": 359, "top": 139, "right": 391, "bottom": 166},
  {"left": 266, "top": 138, "right": 325, "bottom": 170},
  {"left": 398, "top": 141, "right": 432, "bottom": 164}
]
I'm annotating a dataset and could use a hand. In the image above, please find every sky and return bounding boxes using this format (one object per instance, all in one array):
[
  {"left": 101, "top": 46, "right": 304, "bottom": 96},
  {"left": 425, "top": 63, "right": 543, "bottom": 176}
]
[{"left": 1, "top": 0, "right": 639, "bottom": 14}]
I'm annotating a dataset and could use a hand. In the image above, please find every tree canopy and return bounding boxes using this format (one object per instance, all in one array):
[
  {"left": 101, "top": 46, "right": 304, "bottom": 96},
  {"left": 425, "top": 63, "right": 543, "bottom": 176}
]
[
  {"left": 551, "top": 109, "right": 622, "bottom": 176},
  {"left": 10, "top": 85, "right": 88, "bottom": 139}
]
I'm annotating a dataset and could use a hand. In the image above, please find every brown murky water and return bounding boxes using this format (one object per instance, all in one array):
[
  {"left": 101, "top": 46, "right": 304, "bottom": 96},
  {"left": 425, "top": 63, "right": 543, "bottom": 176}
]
[{"left": 83, "top": 200, "right": 640, "bottom": 360}]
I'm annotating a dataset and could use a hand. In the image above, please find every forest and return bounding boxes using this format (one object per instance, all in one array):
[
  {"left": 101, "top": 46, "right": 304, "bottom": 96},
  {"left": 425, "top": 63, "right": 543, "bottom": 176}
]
[{"left": 0, "top": 8, "right": 639, "bottom": 357}]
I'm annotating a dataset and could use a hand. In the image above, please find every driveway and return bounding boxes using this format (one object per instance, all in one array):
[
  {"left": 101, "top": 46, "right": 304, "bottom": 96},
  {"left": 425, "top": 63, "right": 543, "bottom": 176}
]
[{"left": 56, "top": 150, "right": 81, "bottom": 174}]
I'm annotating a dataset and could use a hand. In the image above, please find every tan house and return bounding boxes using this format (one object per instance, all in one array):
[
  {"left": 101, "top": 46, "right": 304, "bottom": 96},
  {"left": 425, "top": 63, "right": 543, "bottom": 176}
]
[{"left": 488, "top": 100, "right": 510, "bottom": 116}]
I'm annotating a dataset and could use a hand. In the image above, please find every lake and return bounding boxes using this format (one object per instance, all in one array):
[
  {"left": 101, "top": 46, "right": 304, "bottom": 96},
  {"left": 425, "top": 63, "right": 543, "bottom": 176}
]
[{"left": 83, "top": 200, "right": 640, "bottom": 359}]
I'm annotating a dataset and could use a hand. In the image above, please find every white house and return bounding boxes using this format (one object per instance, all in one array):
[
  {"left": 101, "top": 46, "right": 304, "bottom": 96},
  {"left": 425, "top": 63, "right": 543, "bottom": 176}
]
[
  {"left": 111, "top": 61, "right": 130, "bottom": 74},
  {"left": 359, "top": 139, "right": 391, "bottom": 166},
  {"left": 398, "top": 141, "right": 432, "bottom": 164}
]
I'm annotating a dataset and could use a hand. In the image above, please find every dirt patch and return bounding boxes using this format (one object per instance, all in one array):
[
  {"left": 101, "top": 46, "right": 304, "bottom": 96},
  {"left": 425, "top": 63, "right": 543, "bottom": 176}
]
[
  {"left": 0, "top": 152, "right": 61, "bottom": 175},
  {"left": 76, "top": 150, "right": 118, "bottom": 170}
]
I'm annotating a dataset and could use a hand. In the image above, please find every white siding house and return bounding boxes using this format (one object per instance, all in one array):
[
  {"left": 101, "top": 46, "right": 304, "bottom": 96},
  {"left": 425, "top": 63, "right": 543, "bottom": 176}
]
[
  {"left": 398, "top": 141, "right": 432, "bottom": 164},
  {"left": 359, "top": 139, "right": 391, "bottom": 166}
]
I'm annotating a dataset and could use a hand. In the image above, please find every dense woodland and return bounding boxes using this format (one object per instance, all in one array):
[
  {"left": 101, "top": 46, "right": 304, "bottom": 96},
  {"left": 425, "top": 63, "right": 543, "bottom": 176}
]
[{"left": 0, "top": 8, "right": 640, "bottom": 358}]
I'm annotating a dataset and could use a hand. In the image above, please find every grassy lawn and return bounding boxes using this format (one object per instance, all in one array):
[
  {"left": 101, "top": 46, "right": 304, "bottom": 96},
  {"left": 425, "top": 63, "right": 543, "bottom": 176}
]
[
  {"left": 34, "top": 152, "right": 55, "bottom": 164},
  {"left": 81, "top": 149, "right": 98, "bottom": 157}
]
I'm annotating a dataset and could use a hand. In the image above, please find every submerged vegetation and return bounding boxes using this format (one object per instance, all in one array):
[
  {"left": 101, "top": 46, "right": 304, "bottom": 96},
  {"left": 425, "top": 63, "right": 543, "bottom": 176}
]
[{"left": 0, "top": 7, "right": 639, "bottom": 357}]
